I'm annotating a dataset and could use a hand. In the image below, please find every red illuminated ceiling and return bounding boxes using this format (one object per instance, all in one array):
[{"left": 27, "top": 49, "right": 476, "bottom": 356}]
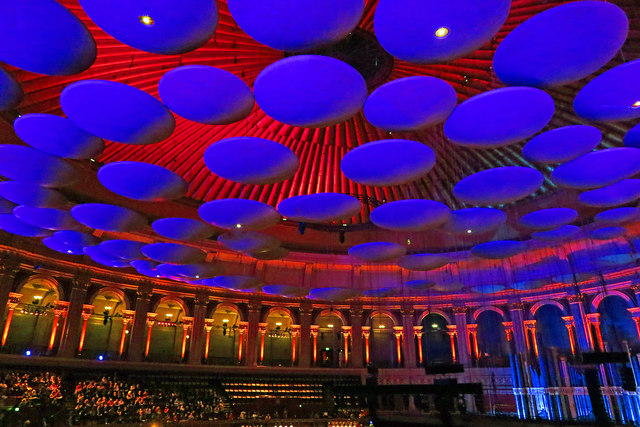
[{"left": 4, "top": 0, "right": 640, "bottom": 226}]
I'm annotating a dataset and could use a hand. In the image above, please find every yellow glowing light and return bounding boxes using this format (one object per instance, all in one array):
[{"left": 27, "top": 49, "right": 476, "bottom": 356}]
[
  {"left": 633, "top": 100, "right": 640, "bottom": 109},
  {"left": 33, "top": 295, "right": 43, "bottom": 300},
  {"left": 327, "top": 324, "right": 334, "bottom": 328},
  {"left": 235, "top": 223, "right": 242, "bottom": 229},
  {"left": 378, "top": 325, "right": 385, "bottom": 329},
  {"left": 434, "top": 27, "right": 450, "bottom": 39},
  {"left": 139, "top": 15, "right": 154, "bottom": 26},
  {"left": 275, "top": 322, "right": 282, "bottom": 326},
  {"left": 222, "top": 319, "right": 229, "bottom": 323},
  {"left": 166, "top": 313, "right": 173, "bottom": 317}
]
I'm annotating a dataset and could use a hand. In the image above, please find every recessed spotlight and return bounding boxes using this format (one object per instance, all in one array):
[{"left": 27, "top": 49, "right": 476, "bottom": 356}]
[
  {"left": 235, "top": 223, "right": 242, "bottom": 229},
  {"left": 139, "top": 15, "right": 154, "bottom": 26},
  {"left": 467, "top": 229, "right": 473, "bottom": 234},
  {"left": 407, "top": 238, "right": 411, "bottom": 245},
  {"left": 195, "top": 275, "right": 200, "bottom": 279},
  {"left": 327, "top": 324, "right": 334, "bottom": 328},
  {"left": 342, "top": 223, "right": 347, "bottom": 227},
  {"left": 67, "top": 250, "right": 72, "bottom": 254},
  {"left": 633, "top": 100, "right": 640, "bottom": 109},
  {"left": 434, "top": 27, "right": 450, "bottom": 39},
  {"left": 378, "top": 325, "right": 385, "bottom": 329}
]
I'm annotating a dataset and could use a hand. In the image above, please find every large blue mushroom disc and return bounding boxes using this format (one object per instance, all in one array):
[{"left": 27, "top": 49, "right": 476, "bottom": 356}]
[
  {"left": 493, "top": 1, "right": 628, "bottom": 87},
  {"left": 453, "top": 167, "right": 544, "bottom": 206},
  {"left": 98, "top": 161, "right": 188, "bottom": 202},
  {"left": 551, "top": 148, "right": 640, "bottom": 189}
]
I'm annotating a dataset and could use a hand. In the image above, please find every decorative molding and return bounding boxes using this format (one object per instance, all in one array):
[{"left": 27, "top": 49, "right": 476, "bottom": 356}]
[
  {"left": 452, "top": 306, "right": 468, "bottom": 314},
  {"left": 566, "top": 294, "right": 584, "bottom": 304}
]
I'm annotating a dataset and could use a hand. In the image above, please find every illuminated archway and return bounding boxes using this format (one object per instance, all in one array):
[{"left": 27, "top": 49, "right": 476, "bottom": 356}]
[
  {"left": 207, "top": 303, "right": 242, "bottom": 364},
  {"left": 315, "top": 310, "right": 344, "bottom": 368},
  {"left": 262, "top": 308, "right": 293, "bottom": 366},
  {"left": 147, "top": 297, "right": 188, "bottom": 363},
  {"left": 368, "top": 311, "right": 398, "bottom": 368},
  {"left": 81, "top": 288, "right": 128, "bottom": 360}
]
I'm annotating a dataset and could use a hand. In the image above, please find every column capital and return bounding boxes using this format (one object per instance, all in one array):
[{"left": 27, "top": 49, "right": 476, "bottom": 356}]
[
  {"left": 567, "top": 294, "right": 584, "bottom": 304},
  {"left": 238, "top": 321, "right": 248, "bottom": 332},
  {"left": 523, "top": 319, "right": 536, "bottom": 331},
  {"left": 467, "top": 323, "right": 478, "bottom": 333},
  {"left": 349, "top": 306, "right": 364, "bottom": 317},
  {"left": 413, "top": 325, "right": 423, "bottom": 337},
  {"left": 452, "top": 306, "right": 468, "bottom": 314},
  {"left": 121, "top": 309, "right": 135, "bottom": 321},
  {"left": 136, "top": 284, "right": 153, "bottom": 300},
  {"left": 258, "top": 322, "right": 268, "bottom": 334},
  {"left": 361, "top": 326, "right": 371, "bottom": 338},
  {"left": 299, "top": 302, "right": 313, "bottom": 316},
  {"left": 628, "top": 307, "right": 640, "bottom": 318},
  {"left": 586, "top": 312, "right": 600, "bottom": 324},
  {"left": 446, "top": 324, "right": 457, "bottom": 335},
  {"left": 400, "top": 308, "right": 415, "bottom": 317},
  {"left": 146, "top": 312, "right": 158, "bottom": 327},
  {"left": 194, "top": 293, "right": 209, "bottom": 306},
  {"left": 392, "top": 325, "right": 404, "bottom": 337},
  {"left": 248, "top": 301, "right": 261, "bottom": 313},
  {"left": 341, "top": 325, "right": 352, "bottom": 337},
  {"left": 310, "top": 324, "right": 319, "bottom": 337},
  {"left": 72, "top": 271, "right": 92, "bottom": 290},
  {"left": 0, "top": 259, "right": 20, "bottom": 277},
  {"left": 181, "top": 316, "right": 194, "bottom": 330},
  {"left": 502, "top": 321, "right": 513, "bottom": 331},
  {"left": 7, "top": 292, "right": 22, "bottom": 309},
  {"left": 509, "top": 302, "right": 525, "bottom": 311},
  {"left": 561, "top": 315, "right": 575, "bottom": 327},
  {"left": 631, "top": 284, "right": 640, "bottom": 293},
  {"left": 204, "top": 318, "right": 215, "bottom": 330},
  {"left": 291, "top": 324, "right": 301, "bottom": 337}
]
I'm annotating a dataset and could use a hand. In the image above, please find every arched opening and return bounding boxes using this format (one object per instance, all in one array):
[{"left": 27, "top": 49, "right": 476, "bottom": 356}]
[
  {"left": 147, "top": 298, "right": 186, "bottom": 363},
  {"left": 208, "top": 304, "right": 241, "bottom": 365},
  {"left": 598, "top": 295, "right": 638, "bottom": 352},
  {"left": 5, "top": 277, "right": 60, "bottom": 355},
  {"left": 476, "top": 310, "right": 508, "bottom": 367},
  {"left": 421, "top": 313, "right": 452, "bottom": 367},
  {"left": 81, "top": 289, "right": 127, "bottom": 360},
  {"left": 262, "top": 308, "right": 293, "bottom": 367},
  {"left": 369, "top": 312, "right": 397, "bottom": 368},
  {"left": 315, "top": 311, "right": 344, "bottom": 368},
  {"left": 534, "top": 305, "right": 571, "bottom": 356}
]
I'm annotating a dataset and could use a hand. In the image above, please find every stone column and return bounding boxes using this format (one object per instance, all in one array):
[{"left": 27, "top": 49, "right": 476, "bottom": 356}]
[
  {"left": 258, "top": 322, "right": 268, "bottom": 364},
  {"left": 49, "top": 301, "right": 69, "bottom": 353},
  {"left": 586, "top": 313, "right": 604, "bottom": 351},
  {"left": 188, "top": 294, "right": 209, "bottom": 365},
  {"left": 76, "top": 305, "right": 94, "bottom": 354},
  {"left": 562, "top": 316, "right": 577, "bottom": 355},
  {"left": 393, "top": 326, "right": 404, "bottom": 367},
  {"left": 291, "top": 324, "right": 300, "bottom": 365},
  {"left": 568, "top": 294, "right": 593, "bottom": 351},
  {"left": 119, "top": 310, "right": 135, "bottom": 358},
  {"left": 1, "top": 293, "right": 22, "bottom": 347},
  {"left": 310, "top": 325, "right": 319, "bottom": 365},
  {"left": 508, "top": 303, "right": 528, "bottom": 354},
  {"left": 128, "top": 285, "right": 153, "bottom": 362},
  {"left": 350, "top": 307, "right": 364, "bottom": 368},
  {"left": 413, "top": 326, "right": 424, "bottom": 365},
  {"left": 245, "top": 301, "right": 261, "bottom": 366},
  {"left": 342, "top": 326, "right": 352, "bottom": 367},
  {"left": 0, "top": 260, "right": 19, "bottom": 328},
  {"left": 237, "top": 321, "right": 247, "bottom": 363},
  {"left": 203, "top": 318, "right": 214, "bottom": 361},
  {"left": 627, "top": 308, "right": 640, "bottom": 341},
  {"left": 144, "top": 313, "right": 157, "bottom": 358},
  {"left": 180, "top": 317, "right": 192, "bottom": 361},
  {"left": 362, "top": 326, "right": 371, "bottom": 365},
  {"left": 467, "top": 324, "right": 479, "bottom": 360},
  {"left": 523, "top": 320, "right": 539, "bottom": 357},
  {"left": 58, "top": 274, "right": 91, "bottom": 358},
  {"left": 446, "top": 325, "right": 457, "bottom": 363},
  {"left": 401, "top": 309, "right": 417, "bottom": 368},
  {"left": 299, "top": 305, "right": 313, "bottom": 367},
  {"left": 453, "top": 307, "right": 471, "bottom": 366}
]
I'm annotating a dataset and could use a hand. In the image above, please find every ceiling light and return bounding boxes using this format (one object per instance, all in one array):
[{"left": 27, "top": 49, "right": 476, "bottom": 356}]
[
  {"left": 222, "top": 319, "right": 229, "bottom": 323},
  {"left": 633, "top": 100, "right": 640, "bottom": 109},
  {"left": 434, "top": 27, "right": 450, "bottom": 39},
  {"left": 275, "top": 322, "right": 282, "bottom": 326},
  {"left": 378, "top": 325, "right": 385, "bottom": 329},
  {"left": 235, "top": 223, "right": 242, "bottom": 229},
  {"left": 139, "top": 15, "right": 154, "bottom": 26},
  {"left": 467, "top": 229, "right": 473, "bottom": 234},
  {"left": 195, "top": 275, "right": 200, "bottom": 279},
  {"left": 327, "top": 324, "right": 334, "bottom": 328},
  {"left": 432, "top": 323, "right": 438, "bottom": 328}
]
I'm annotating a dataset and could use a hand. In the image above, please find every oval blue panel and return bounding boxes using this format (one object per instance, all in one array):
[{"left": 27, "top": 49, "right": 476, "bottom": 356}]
[
  {"left": 552, "top": 148, "right": 640, "bottom": 189},
  {"left": 510, "top": 280, "right": 546, "bottom": 291},
  {"left": 405, "top": 280, "right": 436, "bottom": 291},
  {"left": 363, "top": 287, "right": 400, "bottom": 298},
  {"left": 0, "top": 145, "right": 76, "bottom": 187},
  {"left": 152, "top": 217, "right": 215, "bottom": 241},
  {"left": 254, "top": 55, "right": 367, "bottom": 127},
  {"left": 364, "top": 77, "right": 457, "bottom": 131},
  {"left": 14, "top": 114, "right": 104, "bottom": 159},
  {"left": 0, "top": 214, "right": 52, "bottom": 237},
  {"left": 433, "top": 281, "right": 465, "bottom": 293},
  {"left": 171, "top": 263, "right": 223, "bottom": 279},
  {"left": 308, "top": 287, "right": 360, "bottom": 301},
  {"left": 370, "top": 199, "right": 450, "bottom": 231},
  {"left": 204, "top": 137, "right": 299, "bottom": 185},
  {"left": 51, "top": 230, "right": 99, "bottom": 247},
  {"left": 454, "top": 167, "right": 544, "bottom": 206},
  {"left": 199, "top": 199, "right": 280, "bottom": 230},
  {"left": 141, "top": 242, "right": 206, "bottom": 265},
  {"left": 494, "top": 1, "right": 628, "bottom": 87},
  {"left": 443, "top": 208, "right": 506, "bottom": 235},
  {"left": 277, "top": 193, "right": 361, "bottom": 223},
  {"left": 228, "top": 0, "right": 363, "bottom": 51},
  {"left": 348, "top": 242, "right": 406, "bottom": 262},
  {"left": 589, "top": 226, "right": 627, "bottom": 241},
  {"left": 625, "top": 123, "right": 640, "bottom": 148},
  {"left": 341, "top": 139, "right": 436, "bottom": 186},
  {"left": 61, "top": 80, "right": 175, "bottom": 145},
  {"left": 262, "top": 285, "right": 309, "bottom": 298},
  {"left": 131, "top": 260, "right": 162, "bottom": 278},
  {"left": 522, "top": 125, "right": 601, "bottom": 164},
  {"left": 532, "top": 225, "right": 581, "bottom": 243},
  {"left": 13, "top": 206, "right": 80, "bottom": 231},
  {"left": 99, "top": 240, "right": 146, "bottom": 261},
  {"left": 83, "top": 246, "right": 130, "bottom": 268},
  {"left": 574, "top": 59, "right": 640, "bottom": 122},
  {"left": 444, "top": 87, "right": 554, "bottom": 148},
  {"left": 519, "top": 208, "right": 578, "bottom": 230},
  {"left": 374, "top": 0, "right": 510, "bottom": 63},
  {"left": 98, "top": 161, "right": 187, "bottom": 201},
  {"left": 471, "top": 284, "right": 506, "bottom": 295},
  {"left": 218, "top": 231, "right": 279, "bottom": 253},
  {"left": 207, "top": 275, "right": 261, "bottom": 291},
  {"left": 0, "top": 182, "right": 66, "bottom": 208},
  {"left": 579, "top": 179, "right": 640, "bottom": 207},
  {"left": 159, "top": 65, "right": 254, "bottom": 125},
  {"left": 42, "top": 236, "right": 85, "bottom": 255},
  {"left": 71, "top": 203, "right": 147, "bottom": 232},
  {"left": 594, "top": 207, "right": 640, "bottom": 225},
  {"left": 0, "top": 67, "right": 22, "bottom": 111},
  {"left": 0, "top": 0, "right": 96, "bottom": 75},
  {"left": 471, "top": 240, "right": 526, "bottom": 259},
  {"left": 79, "top": 0, "right": 217, "bottom": 54},
  {"left": 398, "top": 254, "right": 449, "bottom": 271}
]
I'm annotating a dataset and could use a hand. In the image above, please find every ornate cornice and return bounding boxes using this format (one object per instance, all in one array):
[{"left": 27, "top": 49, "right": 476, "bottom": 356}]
[
  {"left": 452, "top": 306, "right": 468, "bottom": 314},
  {"left": 566, "top": 294, "right": 584, "bottom": 304}
]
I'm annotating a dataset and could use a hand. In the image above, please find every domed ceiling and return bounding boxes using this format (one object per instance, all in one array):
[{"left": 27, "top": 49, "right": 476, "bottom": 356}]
[{"left": 1, "top": 0, "right": 640, "bottom": 292}]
